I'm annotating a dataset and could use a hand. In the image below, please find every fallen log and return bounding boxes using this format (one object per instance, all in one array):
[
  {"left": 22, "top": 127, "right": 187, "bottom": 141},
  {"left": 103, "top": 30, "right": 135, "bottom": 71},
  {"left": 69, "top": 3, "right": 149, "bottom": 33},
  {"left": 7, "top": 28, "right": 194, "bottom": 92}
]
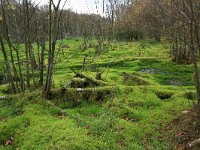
[
  {"left": 0, "top": 96, "right": 10, "bottom": 100},
  {"left": 70, "top": 68, "right": 109, "bottom": 86},
  {"left": 122, "top": 72, "right": 154, "bottom": 86},
  {"left": 50, "top": 86, "right": 119, "bottom": 103}
]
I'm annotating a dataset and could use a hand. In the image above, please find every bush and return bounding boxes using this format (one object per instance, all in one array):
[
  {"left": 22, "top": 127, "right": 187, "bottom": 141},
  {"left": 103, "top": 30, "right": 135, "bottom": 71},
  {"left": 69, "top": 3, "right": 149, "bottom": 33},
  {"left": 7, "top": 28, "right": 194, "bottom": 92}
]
[{"left": 115, "top": 27, "right": 144, "bottom": 41}]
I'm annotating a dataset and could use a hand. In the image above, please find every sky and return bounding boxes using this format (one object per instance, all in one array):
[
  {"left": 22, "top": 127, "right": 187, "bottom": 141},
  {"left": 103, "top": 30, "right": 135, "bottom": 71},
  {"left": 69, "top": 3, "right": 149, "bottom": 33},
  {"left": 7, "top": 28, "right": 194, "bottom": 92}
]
[{"left": 34, "top": 0, "right": 104, "bottom": 15}]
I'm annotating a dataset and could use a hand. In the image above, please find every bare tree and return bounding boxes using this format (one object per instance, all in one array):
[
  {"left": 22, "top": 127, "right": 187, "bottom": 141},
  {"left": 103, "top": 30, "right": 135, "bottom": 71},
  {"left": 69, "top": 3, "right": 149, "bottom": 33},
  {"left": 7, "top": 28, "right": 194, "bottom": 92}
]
[{"left": 43, "top": 0, "right": 66, "bottom": 97}]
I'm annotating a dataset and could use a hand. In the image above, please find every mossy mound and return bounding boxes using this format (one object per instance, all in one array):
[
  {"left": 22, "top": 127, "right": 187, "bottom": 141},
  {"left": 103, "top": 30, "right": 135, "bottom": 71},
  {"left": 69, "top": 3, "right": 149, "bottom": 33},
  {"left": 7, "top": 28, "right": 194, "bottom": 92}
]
[
  {"left": 53, "top": 70, "right": 117, "bottom": 108},
  {"left": 122, "top": 73, "right": 153, "bottom": 86},
  {"left": 184, "top": 91, "right": 196, "bottom": 100},
  {"left": 0, "top": 84, "right": 11, "bottom": 94},
  {"left": 70, "top": 77, "right": 88, "bottom": 88},
  {"left": 155, "top": 91, "right": 174, "bottom": 100}
]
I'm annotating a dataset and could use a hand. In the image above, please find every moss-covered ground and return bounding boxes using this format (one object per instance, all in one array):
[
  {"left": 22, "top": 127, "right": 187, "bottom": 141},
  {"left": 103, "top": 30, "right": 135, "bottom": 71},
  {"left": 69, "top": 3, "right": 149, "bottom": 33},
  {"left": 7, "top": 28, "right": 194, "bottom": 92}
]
[{"left": 0, "top": 38, "right": 197, "bottom": 149}]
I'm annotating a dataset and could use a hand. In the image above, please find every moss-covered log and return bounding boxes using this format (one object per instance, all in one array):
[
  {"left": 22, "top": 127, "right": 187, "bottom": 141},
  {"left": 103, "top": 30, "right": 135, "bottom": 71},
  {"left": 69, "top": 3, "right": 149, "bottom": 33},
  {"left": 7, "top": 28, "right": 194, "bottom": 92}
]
[
  {"left": 0, "top": 96, "right": 9, "bottom": 100},
  {"left": 50, "top": 86, "right": 119, "bottom": 108},
  {"left": 123, "top": 73, "right": 153, "bottom": 86},
  {"left": 69, "top": 78, "right": 88, "bottom": 88},
  {"left": 70, "top": 68, "right": 109, "bottom": 87}
]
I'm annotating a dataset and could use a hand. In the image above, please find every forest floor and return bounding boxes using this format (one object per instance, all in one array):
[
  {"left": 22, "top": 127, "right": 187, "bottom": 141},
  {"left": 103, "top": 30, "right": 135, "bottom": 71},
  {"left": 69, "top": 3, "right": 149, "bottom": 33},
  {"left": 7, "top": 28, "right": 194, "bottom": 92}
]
[
  {"left": 0, "top": 38, "right": 199, "bottom": 149},
  {"left": 166, "top": 109, "right": 200, "bottom": 149}
]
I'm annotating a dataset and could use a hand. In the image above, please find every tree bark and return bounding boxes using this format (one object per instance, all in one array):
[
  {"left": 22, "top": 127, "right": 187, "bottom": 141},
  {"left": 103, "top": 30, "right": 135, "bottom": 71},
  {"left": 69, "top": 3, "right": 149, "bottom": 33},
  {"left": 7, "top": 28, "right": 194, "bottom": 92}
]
[
  {"left": 43, "top": 0, "right": 53, "bottom": 97},
  {"left": 43, "top": 0, "right": 62, "bottom": 97},
  {"left": 39, "top": 41, "right": 45, "bottom": 86},
  {"left": 189, "top": 0, "right": 200, "bottom": 113},
  {"left": 0, "top": 37, "right": 16, "bottom": 94},
  {"left": 23, "top": 0, "right": 30, "bottom": 88},
  {"left": 1, "top": 2, "right": 20, "bottom": 92}
]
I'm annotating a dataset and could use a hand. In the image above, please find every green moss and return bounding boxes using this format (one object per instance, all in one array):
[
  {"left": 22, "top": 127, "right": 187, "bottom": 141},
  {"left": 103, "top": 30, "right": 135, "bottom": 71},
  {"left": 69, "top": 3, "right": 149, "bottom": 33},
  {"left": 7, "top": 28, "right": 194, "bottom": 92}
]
[
  {"left": 0, "top": 84, "right": 10, "bottom": 94},
  {"left": 0, "top": 39, "right": 196, "bottom": 149},
  {"left": 0, "top": 98, "right": 108, "bottom": 149}
]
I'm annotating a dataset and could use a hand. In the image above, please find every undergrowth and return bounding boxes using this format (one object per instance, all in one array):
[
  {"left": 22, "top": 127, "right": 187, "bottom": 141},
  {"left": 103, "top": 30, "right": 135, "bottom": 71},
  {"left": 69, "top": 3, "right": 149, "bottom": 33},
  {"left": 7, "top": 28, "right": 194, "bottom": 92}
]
[{"left": 0, "top": 39, "right": 197, "bottom": 149}]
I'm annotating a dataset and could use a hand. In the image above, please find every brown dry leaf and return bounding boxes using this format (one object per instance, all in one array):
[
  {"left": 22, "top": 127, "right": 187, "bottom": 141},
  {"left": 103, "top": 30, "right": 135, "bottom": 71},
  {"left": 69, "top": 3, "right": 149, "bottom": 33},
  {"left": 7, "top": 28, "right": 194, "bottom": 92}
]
[
  {"left": 5, "top": 139, "right": 12, "bottom": 146},
  {"left": 117, "top": 139, "right": 126, "bottom": 147},
  {"left": 175, "top": 131, "right": 186, "bottom": 137},
  {"left": 177, "top": 144, "right": 184, "bottom": 150}
]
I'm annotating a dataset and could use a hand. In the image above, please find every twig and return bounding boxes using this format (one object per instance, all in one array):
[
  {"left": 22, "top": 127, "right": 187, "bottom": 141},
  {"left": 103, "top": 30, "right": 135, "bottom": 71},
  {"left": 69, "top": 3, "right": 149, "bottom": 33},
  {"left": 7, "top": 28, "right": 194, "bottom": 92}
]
[{"left": 187, "top": 138, "right": 200, "bottom": 148}]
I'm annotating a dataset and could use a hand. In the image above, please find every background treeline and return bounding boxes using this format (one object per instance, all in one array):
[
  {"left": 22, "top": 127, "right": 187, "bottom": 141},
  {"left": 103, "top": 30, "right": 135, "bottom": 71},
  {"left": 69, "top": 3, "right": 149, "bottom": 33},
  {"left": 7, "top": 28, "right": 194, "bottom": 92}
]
[
  {"left": 0, "top": 0, "right": 110, "bottom": 96},
  {"left": 114, "top": 0, "right": 200, "bottom": 63},
  {"left": 113, "top": 0, "right": 200, "bottom": 110}
]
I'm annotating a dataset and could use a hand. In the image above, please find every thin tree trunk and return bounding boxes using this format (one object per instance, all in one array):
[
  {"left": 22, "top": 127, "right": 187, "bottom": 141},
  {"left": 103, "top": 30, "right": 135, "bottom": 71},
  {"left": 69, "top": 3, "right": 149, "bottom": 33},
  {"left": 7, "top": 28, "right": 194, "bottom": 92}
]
[
  {"left": 15, "top": 48, "right": 25, "bottom": 91},
  {"left": 1, "top": 3, "right": 20, "bottom": 92},
  {"left": 43, "top": 0, "right": 52, "bottom": 97},
  {"left": 37, "top": 42, "right": 41, "bottom": 69},
  {"left": 8, "top": 46, "right": 19, "bottom": 92},
  {"left": 43, "top": 0, "right": 62, "bottom": 97},
  {"left": 194, "top": 25, "right": 200, "bottom": 58},
  {"left": 5, "top": 39, "right": 24, "bottom": 91},
  {"left": 28, "top": 44, "right": 37, "bottom": 89},
  {"left": 189, "top": 0, "right": 200, "bottom": 113},
  {"left": 4, "top": 31, "right": 25, "bottom": 91},
  {"left": 0, "top": 37, "right": 16, "bottom": 93},
  {"left": 23, "top": 0, "right": 30, "bottom": 88},
  {"left": 40, "top": 41, "right": 45, "bottom": 86}
]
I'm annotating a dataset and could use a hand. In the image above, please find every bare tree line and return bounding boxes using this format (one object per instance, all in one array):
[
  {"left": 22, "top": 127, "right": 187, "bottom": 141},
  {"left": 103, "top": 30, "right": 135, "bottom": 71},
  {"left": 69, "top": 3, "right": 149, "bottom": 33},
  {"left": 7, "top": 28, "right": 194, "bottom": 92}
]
[
  {"left": 0, "top": 0, "right": 110, "bottom": 97},
  {"left": 0, "top": 0, "right": 65, "bottom": 96}
]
